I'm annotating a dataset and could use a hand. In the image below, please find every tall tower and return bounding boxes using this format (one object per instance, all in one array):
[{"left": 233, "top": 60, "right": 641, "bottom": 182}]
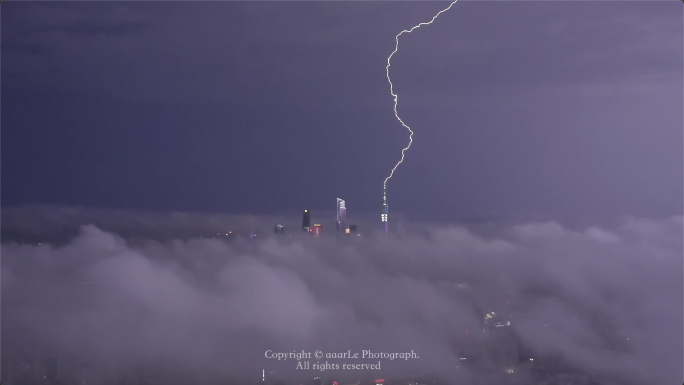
[
  {"left": 302, "top": 209, "right": 311, "bottom": 232},
  {"left": 336, "top": 198, "right": 347, "bottom": 232},
  {"left": 381, "top": 188, "right": 388, "bottom": 234}
]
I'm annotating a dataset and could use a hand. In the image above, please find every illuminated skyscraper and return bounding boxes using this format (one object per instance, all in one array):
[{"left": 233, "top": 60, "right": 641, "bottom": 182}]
[
  {"left": 336, "top": 198, "right": 347, "bottom": 232},
  {"left": 302, "top": 210, "right": 310, "bottom": 232},
  {"left": 381, "top": 200, "right": 388, "bottom": 234}
]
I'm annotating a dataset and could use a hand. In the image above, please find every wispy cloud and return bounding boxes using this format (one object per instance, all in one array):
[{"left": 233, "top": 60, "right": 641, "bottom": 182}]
[{"left": 2, "top": 207, "right": 681, "bottom": 384}]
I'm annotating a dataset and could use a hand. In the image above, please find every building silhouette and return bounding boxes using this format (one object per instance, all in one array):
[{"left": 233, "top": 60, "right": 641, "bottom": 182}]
[
  {"left": 302, "top": 210, "right": 311, "bottom": 232},
  {"left": 381, "top": 203, "right": 388, "bottom": 234},
  {"left": 336, "top": 198, "right": 347, "bottom": 232}
]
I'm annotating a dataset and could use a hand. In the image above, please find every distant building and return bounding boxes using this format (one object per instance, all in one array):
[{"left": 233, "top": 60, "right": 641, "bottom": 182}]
[
  {"left": 274, "top": 224, "right": 284, "bottom": 234},
  {"left": 302, "top": 209, "right": 311, "bottom": 232},
  {"left": 381, "top": 203, "right": 388, "bottom": 233},
  {"left": 336, "top": 198, "right": 347, "bottom": 232},
  {"left": 310, "top": 224, "right": 322, "bottom": 236}
]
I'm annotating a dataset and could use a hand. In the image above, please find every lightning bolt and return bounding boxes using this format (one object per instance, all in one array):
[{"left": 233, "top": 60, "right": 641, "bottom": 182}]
[{"left": 383, "top": 0, "right": 459, "bottom": 206}]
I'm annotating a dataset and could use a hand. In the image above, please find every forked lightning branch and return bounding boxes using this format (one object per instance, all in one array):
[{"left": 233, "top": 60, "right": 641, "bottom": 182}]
[{"left": 382, "top": 0, "right": 458, "bottom": 233}]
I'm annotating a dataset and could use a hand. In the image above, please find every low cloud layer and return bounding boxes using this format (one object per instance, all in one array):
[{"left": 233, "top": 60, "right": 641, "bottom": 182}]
[{"left": 2, "top": 206, "right": 682, "bottom": 385}]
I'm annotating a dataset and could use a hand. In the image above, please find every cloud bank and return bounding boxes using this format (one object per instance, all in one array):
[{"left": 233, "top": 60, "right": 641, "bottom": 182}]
[{"left": 2, "top": 206, "right": 681, "bottom": 385}]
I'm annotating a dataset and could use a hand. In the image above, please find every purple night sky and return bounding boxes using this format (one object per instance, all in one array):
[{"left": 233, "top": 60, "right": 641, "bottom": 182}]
[{"left": 3, "top": 1, "right": 681, "bottom": 221}]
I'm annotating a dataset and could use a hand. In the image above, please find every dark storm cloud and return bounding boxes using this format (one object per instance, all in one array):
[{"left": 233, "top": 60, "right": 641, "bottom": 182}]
[
  {"left": 5, "top": 2, "right": 678, "bottom": 106},
  {"left": 2, "top": 2, "right": 404, "bottom": 105},
  {"left": 2, "top": 207, "right": 682, "bottom": 385}
]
